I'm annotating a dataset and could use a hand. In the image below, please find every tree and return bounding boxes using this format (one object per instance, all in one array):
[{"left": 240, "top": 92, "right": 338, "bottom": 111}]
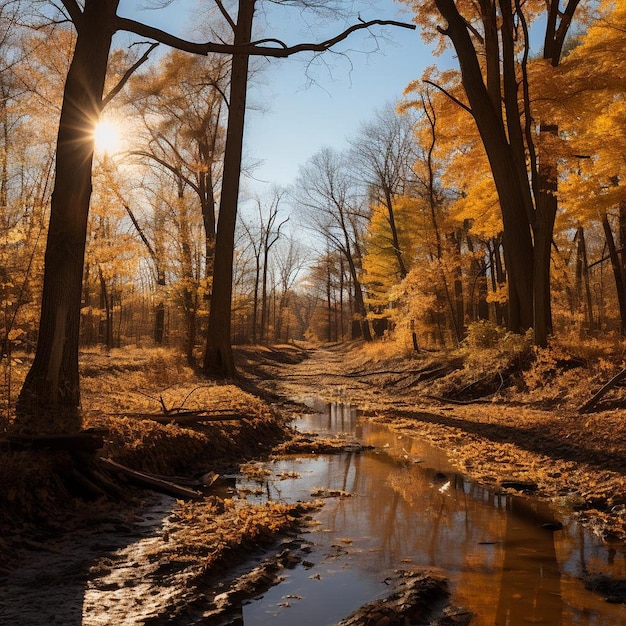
[
  {"left": 361, "top": 195, "right": 421, "bottom": 336},
  {"left": 349, "top": 103, "right": 417, "bottom": 281},
  {"left": 295, "top": 147, "right": 372, "bottom": 341},
  {"left": 84, "top": 159, "right": 142, "bottom": 349},
  {"left": 126, "top": 50, "right": 229, "bottom": 354},
  {"left": 129, "top": 50, "right": 228, "bottom": 288},
  {"left": 202, "top": 0, "right": 253, "bottom": 376},
  {"left": 199, "top": 5, "right": 415, "bottom": 376},
  {"left": 544, "top": 0, "right": 626, "bottom": 334},
  {"left": 0, "top": 10, "right": 61, "bottom": 358},
  {"left": 304, "top": 248, "right": 348, "bottom": 342},
  {"left": 414, "top": 80, "right": 502, "bottom": 330},
  {"left": 17, "top": 1, "right": 123, "bottom": 424},
  {"left": 408, "top": 0, "right": 583, "bottom": 346},
  {"left": 241, "top": 189, "right": 288, "bottom": 343},
  {"left": 17, "top": 0, "right": 414, "bottom": 421},
  {"left": 273, "top": 235, "right": 306, "bottom": 342}
]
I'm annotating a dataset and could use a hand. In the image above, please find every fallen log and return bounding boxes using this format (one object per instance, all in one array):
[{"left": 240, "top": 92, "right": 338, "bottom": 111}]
[
  {"left": 148, "top": 413, "right": 243, "bottom": 425},
  {"left": 99, "top": 457, "right": 203, "bottom": 500},
  {"left": 117, "top": 410, "right": 242, "bottom": 425},
  {"left": 2, "top": 429, "right": 106, "bottom": 452},
  {"left": 579, "top": 368, "right": 626, "bottom": 414},
  {"left": 148, "top": 470, "right": 220, "bottom": 489}
]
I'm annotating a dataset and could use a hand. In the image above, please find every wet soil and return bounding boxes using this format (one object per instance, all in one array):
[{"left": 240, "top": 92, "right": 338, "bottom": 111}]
[
  {"left": 3, "top": 342, "right": 626, "bottom": 624},
  {"left": 252, "top": 344, "right": 626, "bottom": 542}
]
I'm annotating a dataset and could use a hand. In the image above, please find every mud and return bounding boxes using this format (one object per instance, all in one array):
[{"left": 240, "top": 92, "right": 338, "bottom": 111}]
[{"left": 4, "top": 343, "right": 626, "bottom": 624}]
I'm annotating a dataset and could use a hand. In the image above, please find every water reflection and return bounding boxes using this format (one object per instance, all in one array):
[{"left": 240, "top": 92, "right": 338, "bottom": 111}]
[
  {"left": 240, "top": 400, "right": 626, "bottom": 625},
  {"left": 496, "top": 498, "right": 563, "bottom": 625}
]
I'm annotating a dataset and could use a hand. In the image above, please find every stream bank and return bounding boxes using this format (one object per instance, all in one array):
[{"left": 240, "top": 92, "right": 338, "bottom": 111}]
[{"left": 3, "top": 342, "right": 626, "bottom": 624}]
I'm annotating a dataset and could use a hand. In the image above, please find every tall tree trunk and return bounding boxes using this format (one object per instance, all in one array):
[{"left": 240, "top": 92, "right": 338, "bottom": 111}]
[
  {"left": 252, "top": 252, "right": 260, "bottom": 343},
  {"left": 450, "top": 231, "right": 465, "bottom": 340},
  {"left": 326, "top": 261, "right": 333, "bottom": 342},
  {"left": 98, "top": 267, "right": 113, "bottom": 351},
  {"left": 203, "top": 0, "right": 254, "bottom": 377},
  {"left": 574, "top": 226, "right": 594, "bottom": 331},
  {"left": 601, "top": 211, "right": 626, "bottom": 335},
  {"left": 154, "top": 272, "right": 166, "bottom": 345},
  {"left": 0, "top": 85, "right": 8, "bottom": 222},
  {"left": 122, "top": 202, "right": 167, "bottom": 344},
  {"left": 339, "top": 258, "right": 345, "bottom": 341},
  {"left": 619, "top": 199, "right": 626, "bottom": 308},
  {"left": 198, "top": 139, "right": 217, "bottom": 280},
  {"left": 533, "top": 124, "right": 558, "bottom": 347},
  {"left": 176, "top": 181, "right": 198, "bottom": 365},
  {"left": 17, "top": 0, "right": 118, "bottom": 422},
  {"left": 383, "top": 189, "right": 407, "bottom": 279},
  {"left": 261, "top": 240, "right": 269, "bottom": 343},
  {"left": 347, "top": 256, "right": 371, "bottom": 341},
  {"left": 488, "top": 237, "right": 507, "bottom": 326},
  {"left": 434, "top": 0, "right": 534, "bottom": 334},
  {"left": 338, "top": 225, "right": 371, "bottom": 341},
  {"left": 466, "top": 232, "right": 489, "bottom": 321}
]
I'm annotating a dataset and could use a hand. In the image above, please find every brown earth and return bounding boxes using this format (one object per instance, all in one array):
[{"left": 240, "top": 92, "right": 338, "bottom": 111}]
[
  {"left": 248, "top": 341, "right": 626, "bottom": 541},
  {"left": 2, "top": 339, "right": 626, "bottom": 624}
]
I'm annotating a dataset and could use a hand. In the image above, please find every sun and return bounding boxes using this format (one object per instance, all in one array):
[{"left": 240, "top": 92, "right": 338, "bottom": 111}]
[{"left": 93, "top": 119, "right": 122, "bottom": 155}]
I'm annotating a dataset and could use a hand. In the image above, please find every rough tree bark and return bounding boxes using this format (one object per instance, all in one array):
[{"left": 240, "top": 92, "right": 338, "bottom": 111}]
[
  {"left": 17, "top": 0, "right": 119, "bottom": 423},
  {"left": 434, "top": 0, "right": 534, "bottom": 334},
  {"left": 432, "top": 0, "right": 580, "bottom": 346},
  {"left": 202, "top": 0, "right": 254, "bottom": 378}
]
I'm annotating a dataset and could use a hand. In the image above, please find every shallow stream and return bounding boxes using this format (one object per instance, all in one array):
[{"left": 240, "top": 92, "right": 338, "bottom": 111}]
[{"left": 235, "top": 398, "right": 626, "bottom": 625}]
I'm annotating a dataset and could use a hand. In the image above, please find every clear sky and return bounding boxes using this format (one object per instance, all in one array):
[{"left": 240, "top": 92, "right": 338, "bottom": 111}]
[
  {"left": 241, "top": 2, "right": 434, "bottom": 192},
  {"left": 117, "top": 0, "right": 440, "bottom": 196}
]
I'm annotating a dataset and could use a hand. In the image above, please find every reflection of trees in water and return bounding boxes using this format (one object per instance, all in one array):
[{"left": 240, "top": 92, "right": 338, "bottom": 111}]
[
  {"left": 387, "top": 467, "right": 504, "bottom": 562},
  {"left": 496, "top": 497, "right": 562, "bottom": 626},
  {"left": 258, "top": 410, "right": 626, "bottom": 625},
  {"left": 387, "top": 466, "right": 508, "bottom": 622},
  {"left": 277, "top": 410, "right": 565, "bottom": 624},
  {"left": 327, "top": 402, "right": 358, "bottom": 432}
]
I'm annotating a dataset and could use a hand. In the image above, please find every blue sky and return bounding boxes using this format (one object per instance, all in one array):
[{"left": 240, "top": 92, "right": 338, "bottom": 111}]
[
  {"left": 244, "top": 17, "right": 431, "bottom": 190},
  {"left": 118, "top": 0, "right": 439, "bottom": 195}
]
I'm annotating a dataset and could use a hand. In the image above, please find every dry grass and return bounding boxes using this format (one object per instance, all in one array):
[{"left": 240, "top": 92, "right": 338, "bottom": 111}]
[{"left": 0, "top": 347, "right": 292, "bottom": 529}]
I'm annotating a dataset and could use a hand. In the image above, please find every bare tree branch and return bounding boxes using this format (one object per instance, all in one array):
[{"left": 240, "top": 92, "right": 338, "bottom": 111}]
[
  {"left": 213, "top": 0, "right": 237, "bottom": 32},
  {"left": 423, "top": 79, "right": 472, "bottom": 115},
  {"left": 59, "top": 0, "right": 83, "bottom": 29},
  {"left": 113, "top": 16, "right": 416, "bottom": 58},
  {"left": 129, "top": 150, "right": 201, "bottom": 195},
  {"left": 102, "top": 42, "right": 159, "bottom": 109}
]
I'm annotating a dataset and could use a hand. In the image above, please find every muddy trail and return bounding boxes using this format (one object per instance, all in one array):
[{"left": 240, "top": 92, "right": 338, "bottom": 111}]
[
  {"left": 254, "top": 344, "right": 626, "bottom": 542},
  {"left": 2, "top": 344, "right": 626, "bottom": 625}
]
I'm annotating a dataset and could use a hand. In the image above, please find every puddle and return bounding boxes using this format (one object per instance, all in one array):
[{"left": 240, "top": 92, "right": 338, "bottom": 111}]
[{"left": 233, "top": 399, "right": 626, "bottom": 625}]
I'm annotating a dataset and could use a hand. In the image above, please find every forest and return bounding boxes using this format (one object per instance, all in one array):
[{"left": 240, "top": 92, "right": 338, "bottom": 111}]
[
  {"left": 2, "top": 0, "right": 626, "bottom": 624},
  {"left": 2, "top": 0, "right": 626, "bottom": 408}
]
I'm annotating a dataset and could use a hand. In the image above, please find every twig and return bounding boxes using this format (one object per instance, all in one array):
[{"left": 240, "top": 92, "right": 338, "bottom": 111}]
[
  {"left": 579, "top": 368, "right": 626, "bottom": 413},
  {"left": 99, "top": 458, "right": 203, "bottom": 500}
]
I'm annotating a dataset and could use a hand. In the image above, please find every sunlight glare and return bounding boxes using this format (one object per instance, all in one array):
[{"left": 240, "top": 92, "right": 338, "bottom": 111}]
[{"left": 94, "top": 120, "right": 121, "bottom": 155}]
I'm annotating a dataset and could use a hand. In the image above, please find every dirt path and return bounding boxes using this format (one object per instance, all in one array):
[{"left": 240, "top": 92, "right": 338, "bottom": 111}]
[
  {"left": 255, "top": 344, "right": 626, "bottom": 541},
  {"left": 3, "top": 343, "right": 625, "bottom": 625}
]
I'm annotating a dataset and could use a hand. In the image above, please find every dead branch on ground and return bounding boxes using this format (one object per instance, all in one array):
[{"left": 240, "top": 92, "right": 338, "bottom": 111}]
[{"left": 579, "top": 368, "right": 626, "bottom": 414}]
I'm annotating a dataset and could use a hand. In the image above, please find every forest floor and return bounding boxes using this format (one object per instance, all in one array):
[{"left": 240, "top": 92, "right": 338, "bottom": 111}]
[
  {"left": 1, "top": 339, "right": 626, "bottom": 624},
  {"left": 248, "top": 339, "right": 626, "bottom": 542}
]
